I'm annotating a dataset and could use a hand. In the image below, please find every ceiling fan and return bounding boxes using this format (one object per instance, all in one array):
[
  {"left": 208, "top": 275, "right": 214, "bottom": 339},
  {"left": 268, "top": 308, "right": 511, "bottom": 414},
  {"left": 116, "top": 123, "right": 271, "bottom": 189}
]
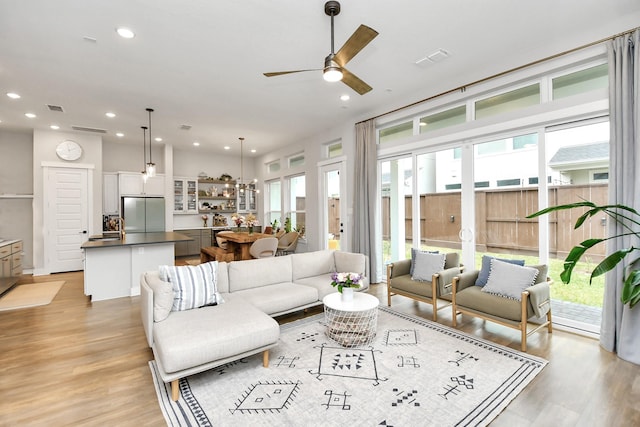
[{"left": 263, "top": 1, "right": 378, "bottom": 95}]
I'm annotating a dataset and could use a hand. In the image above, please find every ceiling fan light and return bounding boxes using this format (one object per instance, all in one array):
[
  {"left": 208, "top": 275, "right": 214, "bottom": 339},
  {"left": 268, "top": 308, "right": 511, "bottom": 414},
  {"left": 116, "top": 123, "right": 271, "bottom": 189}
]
[{"left": 323, "top": 67, "right": 343, "bottom": 82}]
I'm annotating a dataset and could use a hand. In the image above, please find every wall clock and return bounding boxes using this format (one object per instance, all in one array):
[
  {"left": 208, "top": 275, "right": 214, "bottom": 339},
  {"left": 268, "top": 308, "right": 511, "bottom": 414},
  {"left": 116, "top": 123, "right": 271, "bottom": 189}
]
[{"left": 55, "top": 139, "right": 83, "bottom": 161}]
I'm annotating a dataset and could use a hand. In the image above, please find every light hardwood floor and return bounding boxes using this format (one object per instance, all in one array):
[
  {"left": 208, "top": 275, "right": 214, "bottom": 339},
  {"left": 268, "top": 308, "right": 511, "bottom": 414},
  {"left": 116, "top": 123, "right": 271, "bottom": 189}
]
[{"left": 1, "top": 269, "right": 638, "bottom": 426}]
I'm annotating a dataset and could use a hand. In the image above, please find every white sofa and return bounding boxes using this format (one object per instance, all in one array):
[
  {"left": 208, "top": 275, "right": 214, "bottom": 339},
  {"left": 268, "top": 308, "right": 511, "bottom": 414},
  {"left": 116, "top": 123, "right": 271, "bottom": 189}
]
[{"left": 140, "top": 249, "right": 369, "bottom": 400}]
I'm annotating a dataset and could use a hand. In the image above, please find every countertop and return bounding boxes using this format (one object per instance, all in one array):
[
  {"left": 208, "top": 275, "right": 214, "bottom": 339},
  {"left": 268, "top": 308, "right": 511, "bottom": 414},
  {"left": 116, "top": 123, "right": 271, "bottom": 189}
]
[
  {"left": 81, "top": 232, "right": 193, "bottom": 249},
  {"left": 174, "top": 226, "right": 232, "bottom": 231},
  {"left": 0, "top": 239, "right": 20, "bottom": 246}
]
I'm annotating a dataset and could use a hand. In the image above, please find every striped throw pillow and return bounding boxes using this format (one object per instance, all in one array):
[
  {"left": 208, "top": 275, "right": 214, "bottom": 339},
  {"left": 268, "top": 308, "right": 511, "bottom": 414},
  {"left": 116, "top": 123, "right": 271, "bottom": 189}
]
[{"left": 160, "top": 261, "right": 223, "bottom": 311}]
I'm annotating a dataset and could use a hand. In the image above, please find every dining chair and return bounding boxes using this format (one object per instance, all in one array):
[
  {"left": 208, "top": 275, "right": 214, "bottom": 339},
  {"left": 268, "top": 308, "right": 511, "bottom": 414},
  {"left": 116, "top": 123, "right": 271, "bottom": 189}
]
[{"left": 249, "top": 237, "right": 279, "bottom": 258}]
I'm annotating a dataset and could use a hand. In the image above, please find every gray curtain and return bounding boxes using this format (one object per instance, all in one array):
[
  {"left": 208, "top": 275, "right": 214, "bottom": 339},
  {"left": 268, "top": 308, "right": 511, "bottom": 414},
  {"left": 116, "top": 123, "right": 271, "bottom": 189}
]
[
  {"left": 601, "top": 29, "right": 640, "bottom": 365},
  {"left": 353, "top": 120, "right": 380, "bottom": 283}
]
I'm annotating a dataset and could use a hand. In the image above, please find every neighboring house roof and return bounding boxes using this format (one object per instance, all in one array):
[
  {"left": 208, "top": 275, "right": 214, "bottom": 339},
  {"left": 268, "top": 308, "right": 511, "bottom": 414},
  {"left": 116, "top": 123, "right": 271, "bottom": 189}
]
[{"left": 548, "top": 142, "right": 609, "bottom": 170}]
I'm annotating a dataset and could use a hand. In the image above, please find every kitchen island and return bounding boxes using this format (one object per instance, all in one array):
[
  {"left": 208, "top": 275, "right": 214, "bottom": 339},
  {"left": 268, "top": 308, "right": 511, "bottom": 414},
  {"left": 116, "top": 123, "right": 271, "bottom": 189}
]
[{"left": 81, "top": 232, "right": 191, "bottom": 302}]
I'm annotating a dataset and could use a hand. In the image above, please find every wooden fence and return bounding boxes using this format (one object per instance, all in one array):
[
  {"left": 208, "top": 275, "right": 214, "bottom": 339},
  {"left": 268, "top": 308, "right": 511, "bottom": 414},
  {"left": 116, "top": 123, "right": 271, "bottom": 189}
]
[{"left": 381, "top": 184, "right": 608, "bottom": 259}]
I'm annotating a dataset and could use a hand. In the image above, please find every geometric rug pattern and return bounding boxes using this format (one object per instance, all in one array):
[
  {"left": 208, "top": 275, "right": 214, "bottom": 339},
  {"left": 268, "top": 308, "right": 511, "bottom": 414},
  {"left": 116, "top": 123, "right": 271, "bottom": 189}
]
[{"left": 149, "top": 306, "right": 547, "bottom": 426}]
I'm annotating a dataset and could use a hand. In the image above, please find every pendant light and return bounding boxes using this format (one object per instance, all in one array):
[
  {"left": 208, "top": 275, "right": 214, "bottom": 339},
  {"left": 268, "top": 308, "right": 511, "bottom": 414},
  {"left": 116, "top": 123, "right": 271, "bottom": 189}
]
[
  {"left": 146, "top": 108, "right": 156, "bottom": 177},
  {"left": 235, "top": 137, "right": 259, "bottom": 194},
  {"left": 141, "top": 126, "right": 148, "bottom": 182}
]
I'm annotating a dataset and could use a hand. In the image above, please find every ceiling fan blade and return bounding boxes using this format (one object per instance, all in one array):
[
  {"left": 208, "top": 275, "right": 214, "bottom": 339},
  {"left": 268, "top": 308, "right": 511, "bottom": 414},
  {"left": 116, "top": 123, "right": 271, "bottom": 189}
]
[
  {"left": 334, "top": 24, "right": 379, "bottom": 67},
  {"left": 341, "top": 68, "right": 373, "bottom": 95},
  {"left": 263, "top": 69, "right": 320, "bottom": 77}
]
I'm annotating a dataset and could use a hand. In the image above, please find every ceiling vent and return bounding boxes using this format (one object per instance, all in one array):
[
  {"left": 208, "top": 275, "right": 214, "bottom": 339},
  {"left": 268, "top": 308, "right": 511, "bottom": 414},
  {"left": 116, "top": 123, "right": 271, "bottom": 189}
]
[
  {"left": 71, "top": 125, "right": 107, "bottom": 134},
  {"left": 415, "top": 48, "right": 450, "bottom": 66},
  {"left": 47, "top": 104, "right": 64, "bottom": 112},
  {"left": 180, "top": 124, "right": 192, "bottom": 130}
]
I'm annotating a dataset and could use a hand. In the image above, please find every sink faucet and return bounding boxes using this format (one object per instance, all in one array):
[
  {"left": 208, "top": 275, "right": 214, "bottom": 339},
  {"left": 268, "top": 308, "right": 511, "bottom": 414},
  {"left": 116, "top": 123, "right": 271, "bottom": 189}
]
[{"left": 117, "top": 217, "right": 126, "bottom": 239}]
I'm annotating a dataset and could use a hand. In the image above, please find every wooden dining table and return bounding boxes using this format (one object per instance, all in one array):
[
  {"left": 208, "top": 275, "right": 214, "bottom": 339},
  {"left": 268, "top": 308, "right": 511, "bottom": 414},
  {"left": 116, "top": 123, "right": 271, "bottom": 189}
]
[{"left": 222, "top": 232, "right": 273, "bottom": 261}]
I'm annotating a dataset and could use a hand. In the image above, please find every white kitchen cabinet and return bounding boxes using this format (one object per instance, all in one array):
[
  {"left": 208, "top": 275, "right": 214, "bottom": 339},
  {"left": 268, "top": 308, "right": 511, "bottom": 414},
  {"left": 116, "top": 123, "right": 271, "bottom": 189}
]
[
  {"left": 103, "top": 173, "right": 119, "bottom": 214},
  {"left": 119, "top": 172, "right": 165, "bottom": 196},
  {"left": 174, "top": 177, "right": 198, "bottom": 214}
]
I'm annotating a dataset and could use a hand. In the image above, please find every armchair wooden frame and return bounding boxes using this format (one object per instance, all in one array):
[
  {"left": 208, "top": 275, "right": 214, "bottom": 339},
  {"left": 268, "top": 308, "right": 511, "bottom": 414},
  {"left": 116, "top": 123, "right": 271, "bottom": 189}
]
[{"left": 451, "top": 276, "right": 553, "bottom": 352}]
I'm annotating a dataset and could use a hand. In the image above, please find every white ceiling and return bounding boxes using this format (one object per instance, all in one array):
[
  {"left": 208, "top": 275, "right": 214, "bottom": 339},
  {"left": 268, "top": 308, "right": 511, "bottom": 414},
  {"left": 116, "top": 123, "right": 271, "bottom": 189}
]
[{"left": 1, "top": 1, "right": 639, "bottom": 157}]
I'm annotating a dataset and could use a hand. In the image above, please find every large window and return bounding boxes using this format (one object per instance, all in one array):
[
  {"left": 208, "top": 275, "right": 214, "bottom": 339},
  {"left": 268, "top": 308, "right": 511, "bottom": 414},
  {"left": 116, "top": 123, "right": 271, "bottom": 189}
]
[
  {"left": 287, "top": 174, "right": 306, "bottom": 235},
  {"left": 265, "top": 179, "right": 281, "bottom": 228}
]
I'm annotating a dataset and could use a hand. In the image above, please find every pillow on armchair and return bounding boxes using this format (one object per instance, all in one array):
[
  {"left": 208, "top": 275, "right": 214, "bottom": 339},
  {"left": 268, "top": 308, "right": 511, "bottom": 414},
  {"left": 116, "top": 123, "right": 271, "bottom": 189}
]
[
  {"left": 411, "top": 252, "right": 446, "bottom": 282},
  {"left": 410, "top": 248, "right": 439, "bottom": 276},
  {"left": 475, "top": 255, "right": 525, "bottom": 287},
  {"left": 481, "top": 259, "right": 539, "bottom": 301}
]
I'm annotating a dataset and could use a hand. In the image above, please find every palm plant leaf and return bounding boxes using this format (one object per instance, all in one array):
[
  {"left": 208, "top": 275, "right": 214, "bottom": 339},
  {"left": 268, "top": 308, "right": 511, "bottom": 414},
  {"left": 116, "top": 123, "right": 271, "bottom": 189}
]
[
  {"left": 623, "top": 270, "right": 640, "bottom": 308},
  {"left": 529, "top": 201, "right": 640, "bottom": 308}
]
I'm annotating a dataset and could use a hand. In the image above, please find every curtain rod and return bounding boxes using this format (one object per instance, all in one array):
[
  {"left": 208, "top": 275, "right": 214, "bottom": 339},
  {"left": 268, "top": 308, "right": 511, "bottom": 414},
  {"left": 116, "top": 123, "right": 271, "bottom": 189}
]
[{"left": 357, "top": 26, "right": 640, "bottom": 126}]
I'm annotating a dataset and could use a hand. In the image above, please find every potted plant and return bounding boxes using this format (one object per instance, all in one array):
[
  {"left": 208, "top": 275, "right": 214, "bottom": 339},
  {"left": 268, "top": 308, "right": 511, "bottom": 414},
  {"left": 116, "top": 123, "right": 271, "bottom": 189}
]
[
  {"left": 330, "top": 272, "right": 362, "bottom": 301},
  {"left": 527, "top": 201, "right": 640, "bottom": 308}
]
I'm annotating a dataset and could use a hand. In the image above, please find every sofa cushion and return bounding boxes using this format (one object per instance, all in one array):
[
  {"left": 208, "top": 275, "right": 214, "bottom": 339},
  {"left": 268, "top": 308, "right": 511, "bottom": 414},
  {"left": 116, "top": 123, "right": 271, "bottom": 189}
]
[
  {"left": 295, "top": 273, "right": 338, "bottom": 300},
  {"left": 291, "top": 250, "right": 335, "bottom": 280},
  {"left": 228, "top": 256, "right": 292, "bottom": 292},
  {"left": 232, "top": 282, "right": 319, "bottom": 315},
  {"left": 334, "top": 251, "right": 366, "bottom": 276},
  {"left": 475, "top": 255, "right": 525, "bottom": 287},
  {"left": 481, "top": 259, "right": 539, "bottom": 301},
  {"left": 215, "top": 261, "right": 229, "bottom": 293},
  {"left": 153, "top": 299, "right": 279, "bottom": 373},
  {"left": 159, "top": 262, "right": 223, "bottom": 311},
  {"left": 412, "top": 252, "right": 446, "bottom": 282},
  {"left": 144, "top": 271, "right": 174, "bottom": 322},
  {"left": 455, "top": 286, "right": 531, "bottom": 322},
  {"left": 390, "top": 274, "right": 435, "bottom": 299}
]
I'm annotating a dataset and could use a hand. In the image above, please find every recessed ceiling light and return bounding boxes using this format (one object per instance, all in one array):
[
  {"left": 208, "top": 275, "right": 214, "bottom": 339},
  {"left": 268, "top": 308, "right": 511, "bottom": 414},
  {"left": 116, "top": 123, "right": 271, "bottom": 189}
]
[
  {"left": 105, "top": 112, "right": 116, "bottom": 118},
  {"left": 340, "top": 94, "right": 350, "bottom": 101},
  {"left": 419, "top": 122, "right": 427, "bottom": 127},
  {"left": 50, "top": 125, "right": 60, "bottom": 130},
  {"left": 193, "top": 141, "right": 200, "bottom": 146},
  {"left": 116, "top": 132, "right": 124, "bottom": 137},
  {"left": 25, "top": 113, "right": 36, "bottom": 118},
  {"left": 224, "top": 146, "right": 230, "bottom": 150},
  {"left": 116, "top": 27, "right": 135, "bottom": 39},
  {"left": 154, "top": 137, "right": 162, "bottom": 142},
  {"left": 7, "top": 92, "right": 21, "bottom": 99},
  {"left": 250, "top": 149, "right": 256, "bottom": 153}
]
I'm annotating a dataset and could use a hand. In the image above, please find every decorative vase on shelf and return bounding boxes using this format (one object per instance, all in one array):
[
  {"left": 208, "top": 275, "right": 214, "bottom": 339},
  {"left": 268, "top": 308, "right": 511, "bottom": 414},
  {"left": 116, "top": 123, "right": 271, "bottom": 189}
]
[{"left": 341, "top": 287, "right": 354, "bottom": 302}]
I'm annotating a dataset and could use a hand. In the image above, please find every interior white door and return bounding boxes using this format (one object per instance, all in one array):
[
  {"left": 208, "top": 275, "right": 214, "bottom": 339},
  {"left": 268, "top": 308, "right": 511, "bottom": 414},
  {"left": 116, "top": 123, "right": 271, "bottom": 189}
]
[
  {"left": 320, "top": 161, "right": 347, "bottom": 251},
  {"left": 46, "top": 167, "right": 89, "bottom": 273}
]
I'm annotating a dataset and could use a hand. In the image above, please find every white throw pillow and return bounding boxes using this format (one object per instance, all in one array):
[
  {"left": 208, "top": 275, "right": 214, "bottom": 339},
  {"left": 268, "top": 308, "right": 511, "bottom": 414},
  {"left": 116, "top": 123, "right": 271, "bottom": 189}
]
[
  {"left": 411, "top": 252, "right": 446, "bottom": 282},
  {"left": 144, "top": 272, "right": 174, "bottom": 322},
  {"left": 481, "top": 259, "right": 539, "bottom": 301},
  {"left": 160, "top": 261, "right": 224, "bottom": 311}
]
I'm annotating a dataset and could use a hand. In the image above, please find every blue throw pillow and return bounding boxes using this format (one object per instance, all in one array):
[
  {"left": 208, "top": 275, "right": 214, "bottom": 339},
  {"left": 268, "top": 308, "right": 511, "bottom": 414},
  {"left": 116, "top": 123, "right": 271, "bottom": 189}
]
[
  {"left": 410, "top": 248, "right": 439, "bottom": 276},
  {"left": 475, "top": 255, "right": 525, "bottom": 287}
]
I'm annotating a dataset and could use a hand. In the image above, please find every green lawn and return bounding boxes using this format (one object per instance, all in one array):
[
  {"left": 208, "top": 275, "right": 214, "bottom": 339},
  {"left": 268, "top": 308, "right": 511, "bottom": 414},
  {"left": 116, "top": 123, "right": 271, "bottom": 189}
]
[{"left": 382, "top": 241, "right": 604, "bottom": 307}]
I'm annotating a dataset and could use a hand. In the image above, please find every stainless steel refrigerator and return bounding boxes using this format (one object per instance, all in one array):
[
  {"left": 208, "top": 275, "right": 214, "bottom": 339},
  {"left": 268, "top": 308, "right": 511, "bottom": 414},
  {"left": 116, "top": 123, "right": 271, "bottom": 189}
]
[{"left": 121, "top": 197, "right": 165, "bottom": 233}]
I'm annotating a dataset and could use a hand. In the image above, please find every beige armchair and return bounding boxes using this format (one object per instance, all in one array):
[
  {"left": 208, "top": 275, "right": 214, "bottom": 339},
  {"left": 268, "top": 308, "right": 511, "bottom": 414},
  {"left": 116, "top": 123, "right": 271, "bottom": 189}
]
[
  {"left": 276, "top": 231, "right": 299, "bottom": 256},
  {"left": 386, "top": 252, "right": 462, "bottom": 322},
  {"left": 451, "top": 264, "right": 552, "bottom": 352},
  {"left": 249, "top": 237, "right": 278, "bottom": 258}
]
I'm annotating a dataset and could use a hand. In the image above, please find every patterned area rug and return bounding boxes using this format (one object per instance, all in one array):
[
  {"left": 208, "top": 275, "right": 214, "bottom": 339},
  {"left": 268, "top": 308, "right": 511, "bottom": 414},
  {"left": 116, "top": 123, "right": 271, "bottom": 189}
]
[{"left": 149, "top": 306, "right": 547, "bottom": 426}]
